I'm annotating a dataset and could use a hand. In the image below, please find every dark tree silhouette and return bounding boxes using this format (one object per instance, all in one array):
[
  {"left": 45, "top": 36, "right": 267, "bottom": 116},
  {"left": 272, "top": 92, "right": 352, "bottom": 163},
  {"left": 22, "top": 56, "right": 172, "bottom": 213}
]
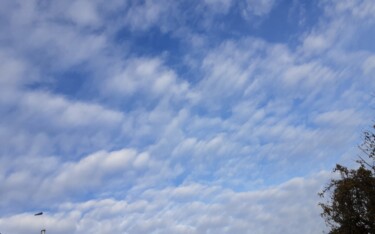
[{"left": 319, "top": 125, "right": 375, "bottom": 234}]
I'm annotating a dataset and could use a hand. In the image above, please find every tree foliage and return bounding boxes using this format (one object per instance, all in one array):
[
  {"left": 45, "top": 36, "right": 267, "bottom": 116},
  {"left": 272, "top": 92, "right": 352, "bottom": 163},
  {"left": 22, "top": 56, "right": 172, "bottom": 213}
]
[{"left": 319, "top": 125, "right": 375, "bottom": 234}]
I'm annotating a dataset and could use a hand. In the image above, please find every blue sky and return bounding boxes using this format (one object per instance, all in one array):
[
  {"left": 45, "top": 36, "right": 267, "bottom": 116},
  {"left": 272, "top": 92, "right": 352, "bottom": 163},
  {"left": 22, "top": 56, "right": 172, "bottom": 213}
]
[{"left": 1, "top": 0, "right": 375, "bottom": 233}]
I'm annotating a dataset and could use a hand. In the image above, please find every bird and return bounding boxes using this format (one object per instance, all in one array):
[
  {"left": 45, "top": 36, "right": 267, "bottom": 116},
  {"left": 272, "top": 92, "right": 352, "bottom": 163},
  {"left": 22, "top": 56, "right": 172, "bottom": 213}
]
[{"left": 34, "top": 212, "right": 43, "bottom": 216}]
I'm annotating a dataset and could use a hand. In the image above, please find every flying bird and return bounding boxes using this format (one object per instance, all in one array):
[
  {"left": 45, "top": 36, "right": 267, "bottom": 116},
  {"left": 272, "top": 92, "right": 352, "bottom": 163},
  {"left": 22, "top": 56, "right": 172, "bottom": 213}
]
[{"left": 34, "top": 212, "right": 43, "bottom": 216}]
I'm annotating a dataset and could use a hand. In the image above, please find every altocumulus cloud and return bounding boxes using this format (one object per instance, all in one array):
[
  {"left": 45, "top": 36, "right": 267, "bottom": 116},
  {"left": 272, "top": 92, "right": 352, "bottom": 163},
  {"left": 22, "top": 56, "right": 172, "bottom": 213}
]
[{"left": 1, "top": 0, "right": 375, "bottom": 233}]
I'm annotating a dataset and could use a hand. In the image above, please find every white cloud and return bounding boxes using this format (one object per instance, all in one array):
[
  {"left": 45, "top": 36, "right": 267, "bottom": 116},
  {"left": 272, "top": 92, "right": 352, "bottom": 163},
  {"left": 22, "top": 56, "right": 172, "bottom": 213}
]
[
  {"left": 0, "top": 0, "right": 111, "bottom": 73},
  {"left": 196, "top": 39, "right": 263, "bottom": 109},
  {"left": 282, "top": 61, "right": 335, "bottom": 87},
  {"left": 0, "top": 148, "right": 157, "bottom": 210},
  {"left": 242, "top": 0, "right": 278, "bottom": 18},
  {"left": 301, "top": 1, "right": 375, "bottom": 57},
  {"left": 66, "top": 0, "right": 100, "bottom": 27},
  {"left": 0, "top": 212, "right": 75, "bottom": 234},
  {"left": 50, "top": 149, "right": 150, "bottom": 195},
  {"left": 196, "top": 37, "right": 338, "bottom": 111},
  {"left": 0, "top": 85, "right": 128, "bottom": 159},
  {"left": 124, "top": 0, "right": 174, "bottom": 31},
  {"left": 15, "top": 91, "right": 123, "bottom": 129},
  {"left": 203, "top": 0, "right": 233, "bottom": 14},
  {"left": 301, "top": 34, "right": 330, "bottom": 54},
  {"left": 314, "top": 109, "right": 363, "bottom": 127},
  {"left": 0, "top": 172, "right": 329, "bottom": 234},
  {"left": 325, "top": 0, "right": 375, "bottom": 20},
  {"left": 0, "top": 51, "right": 33, "bottom": 89},
  {"left": 362, "top": 55, "right": 375, "bottom": 75},
  {"left": 30, "top": 24, "right": 108, "bottom": 68},
  {"left": 1, "top": 0, "right": 375, "bottom": 233},
  {"left": 103, "top": 57, "right": 190, "bottom": 103}
]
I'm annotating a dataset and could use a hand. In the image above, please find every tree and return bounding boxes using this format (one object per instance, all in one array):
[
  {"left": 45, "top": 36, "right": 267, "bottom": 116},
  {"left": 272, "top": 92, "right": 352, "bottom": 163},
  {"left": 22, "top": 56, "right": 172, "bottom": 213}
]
[{"left": 319, "top": 125, "right": 375, "bottom": 234}]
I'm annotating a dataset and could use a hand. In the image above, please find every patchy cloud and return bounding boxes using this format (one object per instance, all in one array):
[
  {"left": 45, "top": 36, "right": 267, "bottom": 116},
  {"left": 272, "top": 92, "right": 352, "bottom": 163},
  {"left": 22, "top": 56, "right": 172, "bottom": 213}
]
[
  {"left": 1, "top": 0, "right": 375, "bottom": 233},
  {"left": 0, "top": 173, "right": 328, "bottom": 234}
]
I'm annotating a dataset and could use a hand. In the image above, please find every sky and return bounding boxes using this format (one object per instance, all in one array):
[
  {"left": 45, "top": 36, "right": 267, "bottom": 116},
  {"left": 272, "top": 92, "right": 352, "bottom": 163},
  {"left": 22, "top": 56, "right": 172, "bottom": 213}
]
[{"left": 0, "top": 0, "right": 375, "bottom": 233}]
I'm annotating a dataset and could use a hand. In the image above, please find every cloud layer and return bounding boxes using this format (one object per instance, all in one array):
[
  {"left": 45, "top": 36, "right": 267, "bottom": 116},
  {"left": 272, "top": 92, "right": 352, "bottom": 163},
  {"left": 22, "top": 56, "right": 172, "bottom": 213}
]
[{"left": 1, "top": 0, "right": 375, "bottom": 233}]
